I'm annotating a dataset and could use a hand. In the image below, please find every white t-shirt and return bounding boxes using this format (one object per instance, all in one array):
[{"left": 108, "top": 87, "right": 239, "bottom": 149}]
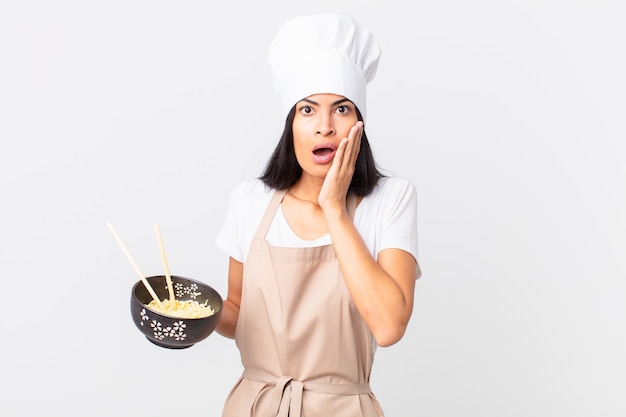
[{"left": 216, "top": 176, "right": 419, "bottom": 269}]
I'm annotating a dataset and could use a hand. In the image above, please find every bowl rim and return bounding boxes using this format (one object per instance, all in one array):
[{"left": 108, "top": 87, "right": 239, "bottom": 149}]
[{"left": 131, "top": 274, "right": 223, "bottom": 320}]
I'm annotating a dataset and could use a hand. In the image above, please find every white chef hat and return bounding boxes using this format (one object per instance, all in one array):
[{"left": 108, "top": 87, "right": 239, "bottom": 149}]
[{"left": 268, "top": 14, "right": 381, "bottom": 123}]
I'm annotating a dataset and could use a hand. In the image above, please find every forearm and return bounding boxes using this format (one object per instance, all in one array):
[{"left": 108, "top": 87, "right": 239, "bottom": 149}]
[
  {"left": 215, "top": 299, "right": 239, "bottom": 339},
  {"left": 326, "top": 209, "right": 415, "bottom": 347}
]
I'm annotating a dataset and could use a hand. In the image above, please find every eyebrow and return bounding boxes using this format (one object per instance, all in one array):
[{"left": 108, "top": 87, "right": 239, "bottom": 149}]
[{"left": 301, "top": 97, "right": 352, "bottom": 106}]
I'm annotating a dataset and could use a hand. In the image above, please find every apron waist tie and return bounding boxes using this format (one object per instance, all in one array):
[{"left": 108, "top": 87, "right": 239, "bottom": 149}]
[{"left": 243, "top": 368, "right": 372, "bottom": 417}]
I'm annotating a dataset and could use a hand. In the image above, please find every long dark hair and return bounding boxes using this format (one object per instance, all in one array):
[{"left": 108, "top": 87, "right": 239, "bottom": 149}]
[{"left": 259, "top": 106, "right": 384, "bottom": 196}]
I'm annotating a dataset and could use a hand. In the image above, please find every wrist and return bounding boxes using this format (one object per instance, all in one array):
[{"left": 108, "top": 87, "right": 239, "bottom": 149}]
[{"left": 322, "top": 204, "right": 349, "bottom": 223}]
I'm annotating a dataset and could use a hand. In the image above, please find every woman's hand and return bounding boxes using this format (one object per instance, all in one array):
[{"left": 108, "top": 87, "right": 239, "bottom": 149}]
[{"left": 318, "top": 121, "right": 363, "bottom": 215}]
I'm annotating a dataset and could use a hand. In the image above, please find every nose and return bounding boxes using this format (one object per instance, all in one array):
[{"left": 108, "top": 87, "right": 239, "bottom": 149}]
[{"left": 316, "top": 112, "right": 335, "bottom": 136}]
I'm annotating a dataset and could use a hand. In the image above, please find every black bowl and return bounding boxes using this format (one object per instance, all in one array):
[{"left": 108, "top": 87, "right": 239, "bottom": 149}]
[{"left": 130, "top": 275, "right": 223, "bottom": 349}]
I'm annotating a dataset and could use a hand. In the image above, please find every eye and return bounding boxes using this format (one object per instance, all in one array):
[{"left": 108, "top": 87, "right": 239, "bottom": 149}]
[
  {"left": 336, "top": 104, "right": 351, "bottom": 114},
  {"left": 299, "top": 105, "right": 314, "bottom": 115}
]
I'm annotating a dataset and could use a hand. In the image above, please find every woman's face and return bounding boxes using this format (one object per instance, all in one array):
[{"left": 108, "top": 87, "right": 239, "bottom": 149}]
[{"left": 292, "top": 93, "right": 359, "bottom": 180}]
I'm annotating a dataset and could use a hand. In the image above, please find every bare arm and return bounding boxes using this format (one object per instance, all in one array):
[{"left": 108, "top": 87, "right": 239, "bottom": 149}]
[
  {"left": 215, "top": 257, "right": 243, "bottom": 339},
  {"left": 319, "top": 122, "right": 420, "bottom": 347},
  {"left": 326, "top": 212, "right": 419, "bottom": 347}
]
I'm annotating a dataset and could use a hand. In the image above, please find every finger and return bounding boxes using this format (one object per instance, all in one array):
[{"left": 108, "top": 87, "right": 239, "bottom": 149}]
[
  {"left": 331, "top": 122, "right": 362, "bottom": 178},
  {"left": 344, "top": 123, "right": 362, "bottom": 167},
  {"left": 347, "top": 121, "right": 363, "bottom": 141}
]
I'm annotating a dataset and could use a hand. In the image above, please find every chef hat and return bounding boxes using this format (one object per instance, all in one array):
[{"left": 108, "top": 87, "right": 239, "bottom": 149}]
[{"left": 268, "top": 14, "right": 381, "bottom": 123}]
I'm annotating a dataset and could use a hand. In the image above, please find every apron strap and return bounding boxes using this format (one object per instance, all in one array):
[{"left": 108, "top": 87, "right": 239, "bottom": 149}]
[
  {"left": 346, "top": 192, "right": 358, "bottom": 219},
  {"left": 253, "top": 188, "right": 287, "bottom": 240}
]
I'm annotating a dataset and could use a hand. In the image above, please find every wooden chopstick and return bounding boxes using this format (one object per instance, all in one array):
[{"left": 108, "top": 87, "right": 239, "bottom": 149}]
[
  {"left": 154, "top": 223, "right": 175, "bottom": 302},
  {"left": 107, "top": 222, "right": 164, "bottom": 309}
]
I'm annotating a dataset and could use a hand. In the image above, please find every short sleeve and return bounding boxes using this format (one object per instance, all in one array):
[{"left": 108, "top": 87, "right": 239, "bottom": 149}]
[
  {"left": 375, "top": 177, "right": 419, "bottom": 262},
  {"left": 215, "top": 179, "right": 274, "bottom": 263},
  {"left": 215, "top": 183, "right": 247, "bottom": 262}
]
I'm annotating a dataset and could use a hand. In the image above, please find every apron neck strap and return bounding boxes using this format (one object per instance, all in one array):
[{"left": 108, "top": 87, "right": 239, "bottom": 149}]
[{"left": 346, "top": 192, "right": 357, "bottom": 219}]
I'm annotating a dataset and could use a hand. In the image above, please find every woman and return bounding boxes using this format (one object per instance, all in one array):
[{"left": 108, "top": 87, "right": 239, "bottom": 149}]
[{"left": 215, "top": 14, "right": 421, "bottom": 417}]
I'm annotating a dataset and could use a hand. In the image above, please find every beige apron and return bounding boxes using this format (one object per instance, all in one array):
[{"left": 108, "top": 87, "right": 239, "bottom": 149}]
[{"left": 222, "top": 188, "right": 384, "bottom": 417}]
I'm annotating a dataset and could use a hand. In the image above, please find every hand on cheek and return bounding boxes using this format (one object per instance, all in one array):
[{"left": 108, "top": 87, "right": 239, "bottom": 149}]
[{"left": 319, "top": 121, "right": 363, "bottom": 212}]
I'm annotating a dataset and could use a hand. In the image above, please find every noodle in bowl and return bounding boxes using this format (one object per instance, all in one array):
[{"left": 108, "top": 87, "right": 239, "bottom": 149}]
[{"left": 130, "top": 275, "right": 223, "bottom": 349}]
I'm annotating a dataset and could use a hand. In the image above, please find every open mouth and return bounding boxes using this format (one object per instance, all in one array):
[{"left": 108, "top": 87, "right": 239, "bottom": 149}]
[
  {"left": 312, "top": 144, "right": 337, "bottom": 164},
  {"left": 313, "top": 147, "right": 334, "bottom": 157}
]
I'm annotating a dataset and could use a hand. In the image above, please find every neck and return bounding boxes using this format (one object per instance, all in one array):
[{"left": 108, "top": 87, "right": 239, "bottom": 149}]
[
  {"left": 289, "top": 176, "right": 324, "bottom": 203},
  {"left": 287, "top": 188, "right": 319, "bottom": 205}
]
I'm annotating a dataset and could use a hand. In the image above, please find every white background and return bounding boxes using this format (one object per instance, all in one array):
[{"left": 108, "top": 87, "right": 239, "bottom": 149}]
[{"left": 1, "top": 1, "right": 625, "bottom": 416}]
